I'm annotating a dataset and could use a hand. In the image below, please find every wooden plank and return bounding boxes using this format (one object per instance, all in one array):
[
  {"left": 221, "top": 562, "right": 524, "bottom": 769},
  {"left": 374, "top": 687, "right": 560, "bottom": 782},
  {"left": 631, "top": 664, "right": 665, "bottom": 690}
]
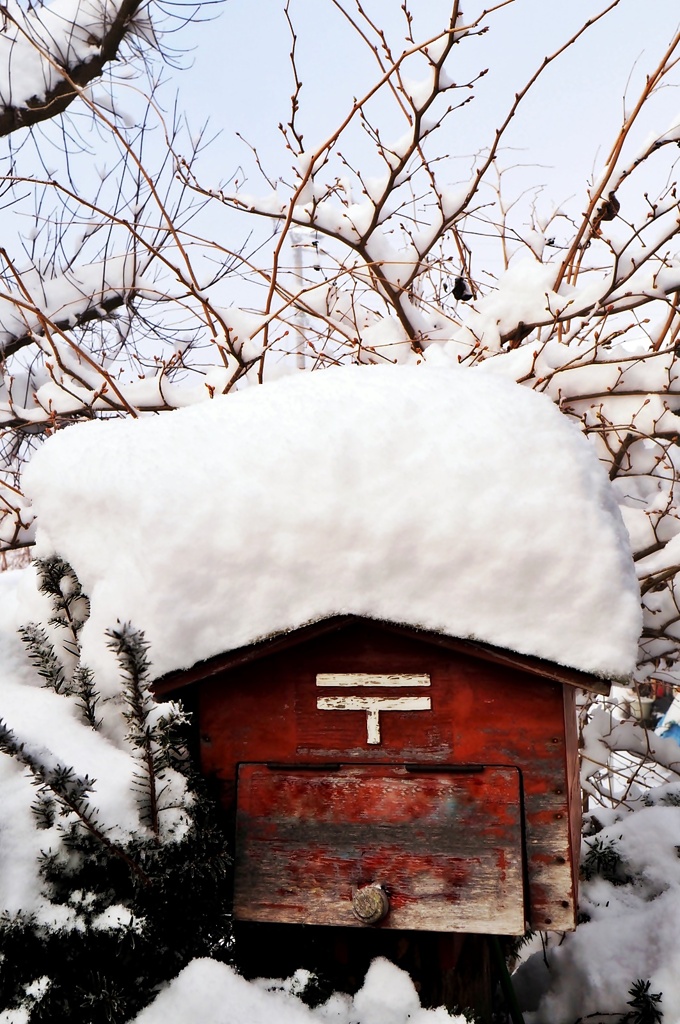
[
  {"left": 234, "top": 763, "right": 526, "bottom": 934},
  {"left": 316, "top": 673, "right": 431, "bottom": 687}
]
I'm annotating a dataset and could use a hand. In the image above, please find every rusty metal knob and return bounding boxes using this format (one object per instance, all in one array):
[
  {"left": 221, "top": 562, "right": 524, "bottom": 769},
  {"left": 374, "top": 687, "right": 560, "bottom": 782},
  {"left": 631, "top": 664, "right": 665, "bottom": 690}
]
[{"left": 352, "top": 884, "right": 390, "bottom": 925}]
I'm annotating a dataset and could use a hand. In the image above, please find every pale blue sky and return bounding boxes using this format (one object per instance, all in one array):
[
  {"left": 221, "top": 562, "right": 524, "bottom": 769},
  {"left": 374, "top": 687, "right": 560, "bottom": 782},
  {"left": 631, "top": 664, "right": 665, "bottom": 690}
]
[
  {"left": 146, "top": 0, "right": 680, "bottom": 295},
  {"left": 173, "top": 0, "right": 680, "bottom": 209}
]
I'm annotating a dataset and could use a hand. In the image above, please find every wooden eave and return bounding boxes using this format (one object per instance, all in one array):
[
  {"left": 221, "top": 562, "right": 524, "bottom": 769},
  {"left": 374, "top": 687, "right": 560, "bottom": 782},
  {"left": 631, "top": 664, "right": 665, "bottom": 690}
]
[{"left": 152, "top": 615, "right": 613, "bottom": 697}]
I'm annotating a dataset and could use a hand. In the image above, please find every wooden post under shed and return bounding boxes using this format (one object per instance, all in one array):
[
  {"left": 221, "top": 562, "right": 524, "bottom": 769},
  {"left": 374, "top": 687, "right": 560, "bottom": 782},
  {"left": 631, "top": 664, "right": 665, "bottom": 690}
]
[{"left": 155, "top": 615, "right": 610, "bottom": 1014}]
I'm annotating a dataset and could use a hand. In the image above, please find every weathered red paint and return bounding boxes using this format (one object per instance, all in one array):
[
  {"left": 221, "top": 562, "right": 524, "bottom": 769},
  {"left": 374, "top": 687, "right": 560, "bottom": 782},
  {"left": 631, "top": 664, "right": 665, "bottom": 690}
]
[
  {"left": 234, "top": 763, "right": 525, "bottom": 932},
  {"left": 154, "top": 618, "right": 601, "bottom": 934}
]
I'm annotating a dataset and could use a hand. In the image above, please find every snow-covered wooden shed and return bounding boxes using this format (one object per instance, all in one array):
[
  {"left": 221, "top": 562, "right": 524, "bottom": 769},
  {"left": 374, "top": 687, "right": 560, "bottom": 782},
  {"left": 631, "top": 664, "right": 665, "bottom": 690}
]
[
  {"left": 156, "top": 615, "right": 611, "bottom": 938},
  {"left": 25, "top": 364, "right": 641, "bottom": 981}
]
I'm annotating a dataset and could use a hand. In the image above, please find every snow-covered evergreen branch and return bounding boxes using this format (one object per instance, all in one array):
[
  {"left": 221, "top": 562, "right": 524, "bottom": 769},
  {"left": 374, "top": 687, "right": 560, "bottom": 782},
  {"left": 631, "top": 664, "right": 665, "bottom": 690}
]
[{"left": 0, "top": 563, "right": 230, "bottom": 1020}]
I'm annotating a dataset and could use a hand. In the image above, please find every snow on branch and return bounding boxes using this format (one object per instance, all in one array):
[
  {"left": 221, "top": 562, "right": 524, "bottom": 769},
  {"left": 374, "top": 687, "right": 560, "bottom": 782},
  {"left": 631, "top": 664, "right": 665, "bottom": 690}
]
[
  {"left": 582, "top": 705, "right": 680, "bottom": 810},
  {"left": 0, "top": 253, "right": 139, "bottom": 361},
  {"left": 0, "top": 0, "right": 150, "bottom": 136},
  {"left": 5, "top": 0, "right": 680, "bottom": 692}
]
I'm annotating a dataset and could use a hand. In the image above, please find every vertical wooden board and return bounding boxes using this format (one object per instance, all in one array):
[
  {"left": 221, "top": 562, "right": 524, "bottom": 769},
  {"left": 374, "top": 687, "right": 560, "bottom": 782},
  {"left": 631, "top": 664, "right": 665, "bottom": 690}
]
[
  {"left": 564, "top": 685, "right": 581, "bottom": 919},
  {"left": 234, "top": 764, "right": 526, "bottom": 934}
]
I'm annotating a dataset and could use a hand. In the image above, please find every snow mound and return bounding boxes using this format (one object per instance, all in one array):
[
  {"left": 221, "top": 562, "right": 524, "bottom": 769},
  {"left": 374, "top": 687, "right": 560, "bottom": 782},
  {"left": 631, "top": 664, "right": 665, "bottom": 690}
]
[
  {"left": 131, "top": 957, "right": 459, "bottom": 1024},
  {"left": 24, "top": 365, "right": 641, "bottom": 686},
  {"left": 514, "top": 797, "right": 680, "bottom": 1023}
]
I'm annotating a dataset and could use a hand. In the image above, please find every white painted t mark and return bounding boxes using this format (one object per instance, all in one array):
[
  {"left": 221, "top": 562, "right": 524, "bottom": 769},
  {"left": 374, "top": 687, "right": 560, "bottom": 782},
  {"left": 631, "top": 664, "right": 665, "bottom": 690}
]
[{"left": 316, "top": 674, "right": 431, "bottom": 744}]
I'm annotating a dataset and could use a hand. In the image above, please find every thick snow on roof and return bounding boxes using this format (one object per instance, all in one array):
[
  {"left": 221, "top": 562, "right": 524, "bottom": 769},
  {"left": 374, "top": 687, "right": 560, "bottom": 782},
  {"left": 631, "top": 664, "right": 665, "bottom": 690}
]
[{"left": 24, "top": 365, "right": 641, "bottom": 686}]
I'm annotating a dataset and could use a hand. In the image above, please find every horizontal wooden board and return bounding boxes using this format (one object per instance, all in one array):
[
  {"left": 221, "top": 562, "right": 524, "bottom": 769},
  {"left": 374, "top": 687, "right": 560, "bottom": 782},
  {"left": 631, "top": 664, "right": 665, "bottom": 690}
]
[
  {"left": 316, "top": 673, "right": 431, "bottom": 687},
  {"left": 234, "top": 763, "right": 526, "bottom": 934}
]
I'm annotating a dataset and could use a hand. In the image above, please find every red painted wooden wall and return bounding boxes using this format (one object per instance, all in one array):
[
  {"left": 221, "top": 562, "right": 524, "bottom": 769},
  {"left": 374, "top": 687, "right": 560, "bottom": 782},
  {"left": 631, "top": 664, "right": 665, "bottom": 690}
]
[{"left": 184, "top": 619, "right": 583, "bottom": 934}]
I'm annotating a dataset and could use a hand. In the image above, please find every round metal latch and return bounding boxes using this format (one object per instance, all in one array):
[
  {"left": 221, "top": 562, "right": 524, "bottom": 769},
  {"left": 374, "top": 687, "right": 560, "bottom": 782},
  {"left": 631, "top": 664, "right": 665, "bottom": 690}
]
[{"left": 352, "top": 884, "right": 390, "bottom": 925}]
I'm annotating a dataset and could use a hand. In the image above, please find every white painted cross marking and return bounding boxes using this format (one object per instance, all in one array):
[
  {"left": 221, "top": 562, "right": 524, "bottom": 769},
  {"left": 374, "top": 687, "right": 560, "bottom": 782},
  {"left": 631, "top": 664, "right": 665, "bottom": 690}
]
[{"left": 316, "top": 674, "right": 431, "bottom": 744}]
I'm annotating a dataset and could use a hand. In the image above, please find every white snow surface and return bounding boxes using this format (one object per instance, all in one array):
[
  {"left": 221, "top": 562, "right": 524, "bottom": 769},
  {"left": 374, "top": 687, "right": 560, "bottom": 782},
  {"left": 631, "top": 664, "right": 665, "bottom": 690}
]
[
  {"left": 0, "top": 0, "right": 128, "bottom": 111},
  {"left": 132, "top": 957, "right": 460, "bottom": 1024},
  {"left": 515, "top": 793, "right": 680, "bottom": 1023},
  {"left": 24, "top": 364, "right": 641, "bottom": 686}
]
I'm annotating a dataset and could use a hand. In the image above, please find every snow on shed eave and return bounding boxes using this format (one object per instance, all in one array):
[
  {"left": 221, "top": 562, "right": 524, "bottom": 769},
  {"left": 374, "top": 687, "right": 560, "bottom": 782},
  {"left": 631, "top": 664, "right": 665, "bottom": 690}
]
[
  {"left": 152, "top": 615, "right": 614, "bottom": 698},
  {"left": 24, "top": 364, "right": 641, "bottom": 685}
]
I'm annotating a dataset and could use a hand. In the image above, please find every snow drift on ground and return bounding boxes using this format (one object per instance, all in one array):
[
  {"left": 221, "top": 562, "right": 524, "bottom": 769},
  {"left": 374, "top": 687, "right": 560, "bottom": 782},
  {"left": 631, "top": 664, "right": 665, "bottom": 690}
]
[
  {"left": 24, "top": 364, "right": 640, "bottom": 691},
  {"left": 131, "top": 958, "right": 460, "bottom": 1024},
  {"left": 514, "top": 785, "right": 680, "bottom": 1023}
]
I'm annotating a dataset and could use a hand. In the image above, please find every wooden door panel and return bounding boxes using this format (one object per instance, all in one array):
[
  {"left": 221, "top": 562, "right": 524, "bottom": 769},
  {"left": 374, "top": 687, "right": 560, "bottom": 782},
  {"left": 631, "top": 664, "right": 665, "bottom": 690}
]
[{"left": 234, "top": 763, "right": 526, "bottom": 934}]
